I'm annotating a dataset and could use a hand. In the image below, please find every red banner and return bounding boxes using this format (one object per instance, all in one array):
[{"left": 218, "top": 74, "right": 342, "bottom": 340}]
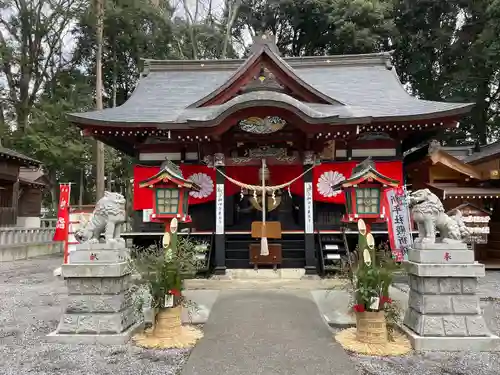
[
  {"left": 385, "top": 186, "right": 412, "bottom": 261},
  {"left": 312, "top": 161, "right": 403, "bottom": 204},
  {"left": 133, "top": 165, "right": 216, "bottom": 210},
  {"left": 53, "top": 184, "right": 71, "bottom": 242}
]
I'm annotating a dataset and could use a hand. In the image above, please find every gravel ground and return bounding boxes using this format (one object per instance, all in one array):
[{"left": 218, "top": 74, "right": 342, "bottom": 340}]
[
  {"left": 1, "top": 256, "right": 500, "bottom": 375},
  {"left": 0, "top": 256, "right": 190, "bottom": 375},
  {"left": 352, "top": 271, "right": 500, "bottom": 375}
]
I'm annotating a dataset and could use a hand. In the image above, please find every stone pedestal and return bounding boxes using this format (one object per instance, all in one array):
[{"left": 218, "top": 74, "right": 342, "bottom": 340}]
[
  {"left": 402, "top": 242, "right": 500, "bottom": 351},
  {"left": 47, "top": 242, "right": 142, "bottom": 345}
]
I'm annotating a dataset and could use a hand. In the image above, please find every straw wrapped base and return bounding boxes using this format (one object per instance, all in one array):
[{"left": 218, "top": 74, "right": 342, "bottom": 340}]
[
  {"left": 355, "top": 311, "right": 388, "bottom": 344},
  {"left": 335, "top": 328, "right": 412, "bottom": 356},
  {"left": 133, "top": 307, "right": 203, "bottom": 349}
]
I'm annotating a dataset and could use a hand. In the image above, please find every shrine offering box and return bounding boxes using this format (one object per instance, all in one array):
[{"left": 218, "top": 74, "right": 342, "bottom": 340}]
[{"left": 249, "top": 244, "right": 282, "bottom": 266}]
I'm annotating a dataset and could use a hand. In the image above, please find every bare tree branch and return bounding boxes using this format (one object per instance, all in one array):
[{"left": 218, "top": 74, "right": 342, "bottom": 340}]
[
  {"left": 0, "top": 0, "right": 84, "bottom": 132},
  {"left": 182, "top": 0, "right": 199, "bottom": 59},
  {"left": 222, "top": 0, "right": 241, "bottom": 58}
]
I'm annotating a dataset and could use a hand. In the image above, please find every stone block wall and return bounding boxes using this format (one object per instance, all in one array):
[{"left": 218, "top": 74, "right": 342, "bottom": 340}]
[
  {"left": 52, "top": 244, "right": 140, "bottom": 341},
  {"left": 404, "top": 274, "right": 489, "bottom": 337},
  {"left": 57, "top": 274, "right": 137, "bottom": 335}
]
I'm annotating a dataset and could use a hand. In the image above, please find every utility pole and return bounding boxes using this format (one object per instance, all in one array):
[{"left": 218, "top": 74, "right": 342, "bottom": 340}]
[{"left": 95, "top": 0, "right": 105, "bottom": 199}]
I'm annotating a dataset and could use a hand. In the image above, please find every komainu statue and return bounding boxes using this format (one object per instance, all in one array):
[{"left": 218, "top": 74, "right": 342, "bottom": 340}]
[
  {"left": 75, "top": 191, "right": 126, "bottom": 244},
  {"left": 409, "top": 188, "right": 469, "bottom": 244}
]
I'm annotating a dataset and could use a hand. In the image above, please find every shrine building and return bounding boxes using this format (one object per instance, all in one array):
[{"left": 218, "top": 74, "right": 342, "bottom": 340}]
[{"left": 68, "top": 33, "right": 473, "bottom": 275}]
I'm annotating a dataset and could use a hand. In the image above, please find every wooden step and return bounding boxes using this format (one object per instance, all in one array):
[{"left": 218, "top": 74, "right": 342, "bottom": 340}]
[
  {"left": 484, "top": 249, "right": 500, "bottom": 260},
  {"left": 486, "top": 240, "right": 500, "bottom": 250},
  {"left": 488, "top": 232, "right": 500, "bottom": 241},
  {"left": 488, "top": 222, "right": 500, "bottom": 229}
]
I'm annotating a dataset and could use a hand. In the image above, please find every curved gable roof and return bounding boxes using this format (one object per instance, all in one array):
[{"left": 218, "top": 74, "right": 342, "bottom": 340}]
[
  {"left": 68, "top": 43, "right": 473, "bottom": 127},
  {"left": 188, "top": 44, "right": 342, "bottom": 108}
]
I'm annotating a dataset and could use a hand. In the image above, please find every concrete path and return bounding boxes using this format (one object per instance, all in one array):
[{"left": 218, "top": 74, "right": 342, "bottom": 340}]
[{"left": 180, "top": 290, "right": 361, "bottom": 375}]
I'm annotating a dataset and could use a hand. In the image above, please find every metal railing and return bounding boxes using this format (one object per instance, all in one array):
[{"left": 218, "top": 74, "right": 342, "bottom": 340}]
[{"left": 0, "top": 227, "right": 55, "bottom": 246}]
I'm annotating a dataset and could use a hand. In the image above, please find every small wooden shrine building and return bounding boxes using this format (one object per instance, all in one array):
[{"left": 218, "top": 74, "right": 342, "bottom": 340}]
[
  {"left": 406, "top": 140, "right": 500, "bottom": 267},
  {"left": 0, "top": 145, "right": 45, "bottom": 227},
  {"left": 68, "top": 33, "right": 473, "bottom": 274}
]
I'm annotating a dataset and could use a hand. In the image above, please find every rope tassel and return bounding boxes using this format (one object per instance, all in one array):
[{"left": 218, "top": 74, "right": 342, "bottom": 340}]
[
  {"left": 261, "top": 236, "right": 269, "bottom": 257},
  {"left": 260, "top": 158, "right": 269, "bottom": 256}
]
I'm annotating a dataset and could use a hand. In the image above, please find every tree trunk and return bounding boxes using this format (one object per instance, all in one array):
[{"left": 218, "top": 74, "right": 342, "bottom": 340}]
[
  {"left": 95, "top": 0, "right": 105, "bottom": 200},
  {"left": 221, "top": 0, "right": 241, "bottom": 59},
  {"left": 48, "top": 169, "right": 58, "bottom": 212},
  {"left": 182, "top": 0, "right": 199, "bottom": 59},
  {"left": 112, "top": 35, "right": 117, "bottom": 108},
  {"left": 79, "top": 168, "right": 84, "bottom": 206}
]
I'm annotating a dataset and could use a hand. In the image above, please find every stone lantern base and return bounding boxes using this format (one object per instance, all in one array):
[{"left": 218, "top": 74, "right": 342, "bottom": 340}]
[
  {"left": 402, "top": 242, "right": 500, "bottom": 352},
  {"left": 47, "top": 242, "right": 142, "bottom": 345}
]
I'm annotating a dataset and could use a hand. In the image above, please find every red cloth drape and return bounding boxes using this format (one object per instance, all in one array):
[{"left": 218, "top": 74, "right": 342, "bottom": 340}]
[
  {"left": 312, "top": 161, "right": 403, "bottom": 204},
  {"left": 374, "top": 160, "right": 404, "bottom": 186},
  {"left": 269, "top": 165, "right": 304, "bottom": 195},
  {"left": 313, "top": 162, "right": 358, "bottom": 203},
  {"left": 133, "top": 165, "right": 216, "bottom": 210},
  {"left": 133, "top": 161, "right": 403, "bottom": 210},
  {"left": 224, "top": 166, "right": 259, "bottom": 196}
]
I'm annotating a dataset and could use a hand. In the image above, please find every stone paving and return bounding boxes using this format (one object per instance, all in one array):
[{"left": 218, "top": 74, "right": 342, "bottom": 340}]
[{"left": 180, "top": 290, "right": 360, "bottom": 375}]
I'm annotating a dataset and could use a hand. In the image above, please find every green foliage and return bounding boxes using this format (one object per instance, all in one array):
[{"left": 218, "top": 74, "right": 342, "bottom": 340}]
[
  {"left": 4, "top": 0, "right": 500, "bottom": 211},
  {"left": 353, "top": 229, "right": 400, "bottom": 311},
  {"left": 73, "top": 0, "right": 176, "bottom": 107},
  {"left": 354, "top": 250, "right": 398, "bottom": 308},
  {"left": 234, "top": 0, "right": 394, "bottom": 56},
  {"left": 0, "top": 0, "right": 86, "bottom": 132},
  {"left": 129, "top": 236, "right": 206, "bottom": 309},
  {"left": 352, "top": 230, "right": 401, "bottom": 339},
  {"left": 8, "top": 69, "right": 95, "bottom": 208},
  {"left": 392, "top": 0, "right": 500, "bottom": 144}
]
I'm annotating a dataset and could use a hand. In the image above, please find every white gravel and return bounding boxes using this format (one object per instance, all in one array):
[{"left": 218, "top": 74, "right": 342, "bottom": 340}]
[
  {"left": 0, "top": 256, "right": 190, "bottom": 375},
  {"left": 352, "top": 271, "right": 500, "bottom": 375}
]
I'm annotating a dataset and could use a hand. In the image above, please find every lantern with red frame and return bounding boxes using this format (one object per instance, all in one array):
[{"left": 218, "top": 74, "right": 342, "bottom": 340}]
[
  {"left": 139, "top": 160, "right": 200, "bottom": 225},
  {"left": 333, "top": 158, "right": 399, "bottom": 224}
]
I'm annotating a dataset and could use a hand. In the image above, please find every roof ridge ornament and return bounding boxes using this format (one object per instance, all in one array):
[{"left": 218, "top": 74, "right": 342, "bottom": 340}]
[
  {"left": 250, "top": 30, "right": 281, "bottom": 56},
  {"left": 428, "top": 139, "right": 441, "bottom": 155},
  {"left": 240, "top": 64, "right": 285, "bottom": 94}
]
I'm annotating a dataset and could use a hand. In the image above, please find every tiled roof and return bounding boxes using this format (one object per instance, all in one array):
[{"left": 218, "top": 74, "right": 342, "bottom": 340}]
[
  {"left": 68, "top": 50, "right": 473, "bottom": 128},
  {"left": 441, "top": 145, "right": 474, "bottom": 160},
  {"left": 427, "top": 183, "right": 500, "bottom": 197},
  {"left": 18, "top": 167, "right": 47, "bottom": 185},
  {"left": 0, "top": 147, "right": 41, "bottom": 167},
  {"left": 464, "top": 141, "right": 500, "bottom": 163}
]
